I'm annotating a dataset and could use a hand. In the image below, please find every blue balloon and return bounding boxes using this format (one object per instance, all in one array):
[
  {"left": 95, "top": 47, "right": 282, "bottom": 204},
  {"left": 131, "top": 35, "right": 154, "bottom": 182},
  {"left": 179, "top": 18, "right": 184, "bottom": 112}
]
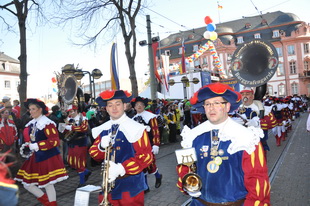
[{"left": 207, "top": 23, "right": 216, "bottom": 32}]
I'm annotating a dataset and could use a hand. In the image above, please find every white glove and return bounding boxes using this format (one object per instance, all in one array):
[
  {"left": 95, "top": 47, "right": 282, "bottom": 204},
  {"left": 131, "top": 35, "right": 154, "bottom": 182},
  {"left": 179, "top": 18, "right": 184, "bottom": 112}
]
[
  {"left": 108, "top": 161, "right": 126, "bottom": 183},
  {"left": 232, "top": 117, "right": 245, "bottom": 125},
  {"left": 186, "top": 190, "right": 201, "bottom": 198},
  {"left": 100, "top": 136, "right": 110, "bottom": 149},
  {"left": 246, "top": 116, "right": 260, "bottom": 127},
  {"left": 180, "top": 126, "right": 194, "bottom": 148},
  {"left": 170, "top": 121, "right": 175, "bottom": 124},
  {"left": 146, "top": 126, "right": 151, "bottom": 132},
  {"left": 65, "top": 125, "right": 72, "bottom": 131},
  {"left": 29, "top": 143, "right": 39, "bottom": 152},
  {"left": 152, "top": 145, "right": 159, "bottom": 155}
]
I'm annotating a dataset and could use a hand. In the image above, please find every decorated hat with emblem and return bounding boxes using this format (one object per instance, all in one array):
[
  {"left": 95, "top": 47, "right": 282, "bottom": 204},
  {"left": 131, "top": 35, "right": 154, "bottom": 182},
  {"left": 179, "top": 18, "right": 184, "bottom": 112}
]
[
  {"left": 96, "top": 90, "right": 133, "bottom": 107},
  {"left": 66, "top": 104, "right": 78, "bottom": 113},
  {"left": 131, "top": 96, "right": 149, "bottom": 108},
  {"left": 24, "top": 98, "right": 49, "bottom": 115},
  {"left": 240, "top": 87, "right": 254, "bottom": 94},
  {"left": 190, "top": 83, "right": 242, "bottom": 113}
]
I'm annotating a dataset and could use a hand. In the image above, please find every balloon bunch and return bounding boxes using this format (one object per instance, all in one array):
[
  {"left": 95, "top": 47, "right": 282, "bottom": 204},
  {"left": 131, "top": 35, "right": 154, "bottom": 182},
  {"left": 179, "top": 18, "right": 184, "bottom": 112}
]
[
  {"left": 51, "top": 77, "right": 58, "bottom": 93},
  {"left": 186, "top": 16, "right": 227, "bottom": 78},
  {"left": 203, "top": 16, "right": 218, "bottom": 41}
]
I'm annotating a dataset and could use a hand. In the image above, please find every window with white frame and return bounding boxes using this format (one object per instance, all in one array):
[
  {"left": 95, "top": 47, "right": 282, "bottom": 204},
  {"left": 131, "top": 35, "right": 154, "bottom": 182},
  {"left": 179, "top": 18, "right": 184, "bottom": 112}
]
[
  {"left": 237, "top": 36, "right": 244, "bottom": 44},
  {"left": 272, "top": 30, "right": 280, "bottom": 38},
  {"left": 267, "top": 85, "right": 273, "bottom": 96},
  {"left": 277, "top": 63, "right": 284, "bottom": 76},
  {"left": 289, "top": 61, "right": 296, "bottom": 74},
  {"left": 202, "top": 57, "right": 208, "bottom": 66},
  {"left": 194, "top": 59, "right": 200, "bottom": 67},
  {"left": 193, "top": 45, "right": 199, "bottom": 52},
  {"left": 276, "top": 47, "right": 283, "bottom": 57},
  {"left": 291, "top": 83, "right": 298, "bottom": 95},
  {"left": 165, "top": 50, "right": 171, "bottom": 56},
  {"left": 287, "top": 45, "right": 295, "bottom": 55},
  {"left": 4, "top": 80, "right": 10, "bottom": 89},
  {"left": 254, "top": 33, "right": 261, "bottom": 39},
  {"left": 304, "top": 61, "right": 309, "bottom": 70},
  {"left": 179, "top": 47, "right": 183, "bottom": 55},
  {"left": 278, "top": 84, "right": 285, "bottom": 96},
  {"left": 304, "top": 43, "right": 309, "bottom": 53}
]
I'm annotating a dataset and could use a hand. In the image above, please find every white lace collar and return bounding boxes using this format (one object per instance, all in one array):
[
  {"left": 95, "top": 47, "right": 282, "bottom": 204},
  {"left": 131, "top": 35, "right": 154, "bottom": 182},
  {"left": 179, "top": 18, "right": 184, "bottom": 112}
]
[{"left": 25, "top": 115, "right": 56, "bottom": 130}]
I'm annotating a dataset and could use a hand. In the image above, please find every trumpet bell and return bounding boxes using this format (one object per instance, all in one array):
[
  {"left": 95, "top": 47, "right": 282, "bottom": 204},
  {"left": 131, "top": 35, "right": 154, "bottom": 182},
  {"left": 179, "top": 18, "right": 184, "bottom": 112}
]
[{"left": 182, "top": 173, "right": 202, "bottom": 193}]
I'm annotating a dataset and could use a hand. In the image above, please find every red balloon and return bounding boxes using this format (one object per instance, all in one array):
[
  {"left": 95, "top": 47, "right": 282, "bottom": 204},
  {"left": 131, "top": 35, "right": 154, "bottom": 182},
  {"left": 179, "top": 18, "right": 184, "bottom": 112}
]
[
  {"left": 51, "top": 77, "right": 57, "bottom": 83},
  {"left": 204, "top": 16, "right": 213, "bottom": 24}
]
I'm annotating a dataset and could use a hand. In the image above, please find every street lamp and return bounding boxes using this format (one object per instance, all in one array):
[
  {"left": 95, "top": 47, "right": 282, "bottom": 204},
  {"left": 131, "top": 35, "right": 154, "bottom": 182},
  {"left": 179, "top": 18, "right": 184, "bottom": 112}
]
[
  {"left": 139, "top": 15, "right": 160, "bottom": 100},
  {"left": 61, "top": 64, "right": 76, "bottom": 75},
  {"left": 168, "top": 76, "right": 200, "bottom": 99},
  {"left": 74, "top": 68, "right": 102, "bottom": 102},
  {"left": 61, "top": 64, "right": 102, "bottom": 102}
]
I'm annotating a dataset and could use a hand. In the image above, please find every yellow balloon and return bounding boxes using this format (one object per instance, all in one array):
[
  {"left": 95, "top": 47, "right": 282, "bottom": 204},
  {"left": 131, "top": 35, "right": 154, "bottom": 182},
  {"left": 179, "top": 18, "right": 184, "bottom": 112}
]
[{"left": 210, "top": 32, "right": 218, "bottom": 41}]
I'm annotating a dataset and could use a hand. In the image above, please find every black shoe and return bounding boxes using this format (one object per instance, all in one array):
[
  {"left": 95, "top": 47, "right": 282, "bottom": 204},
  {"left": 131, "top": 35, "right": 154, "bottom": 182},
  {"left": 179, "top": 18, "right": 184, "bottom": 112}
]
[
  {"left": 155, "top": 174, "right": 162, "bottom": 188},
  {"left": 144, "top": 188, "right": 150, "bottom": 193},
  {"left": 84, "top": 171, "right": 92, "bottom": 183}
]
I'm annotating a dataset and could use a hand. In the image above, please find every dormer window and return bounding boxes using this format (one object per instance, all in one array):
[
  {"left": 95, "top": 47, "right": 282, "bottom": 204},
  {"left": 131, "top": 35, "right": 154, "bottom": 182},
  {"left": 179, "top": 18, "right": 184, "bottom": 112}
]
[
  {"left": 237, "top": 36, "right": 244, "bottom": 44},
  {"left": 245, "top": 23, "right": 251, "bottom": 29},
  {"left": 176, "top": 37, "right": 182, "bottom": 42},
  {"left": 261, "top": 19, "right": 267, "bottom": 25},
  {"left": 272, "top": 30, "right": 280, "bottom": 38},
  {"left": 254, "top": 33, "right": 261, "bottom": 39},
  {"left": 165, "top": 50, "right": 171, "bottom": 56}
]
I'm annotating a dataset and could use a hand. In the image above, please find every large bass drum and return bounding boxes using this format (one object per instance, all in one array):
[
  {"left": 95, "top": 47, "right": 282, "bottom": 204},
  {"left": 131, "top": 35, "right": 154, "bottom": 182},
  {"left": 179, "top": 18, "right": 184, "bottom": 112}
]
[{"left": 230, "top": 40, "right": 279, "bottom": 99}]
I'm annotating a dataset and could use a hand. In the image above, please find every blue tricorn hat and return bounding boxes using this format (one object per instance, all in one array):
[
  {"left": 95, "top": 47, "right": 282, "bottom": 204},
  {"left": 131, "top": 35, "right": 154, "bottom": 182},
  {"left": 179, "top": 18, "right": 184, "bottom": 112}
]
[
  {"left": 131, "top": 96, "right": 149, "bottom": 108},
  {"left": 24, "top": 98, "right": 49, "bottom": 115},
  {"left": 190, "top": 83, "right": 242, "bottom": 113},
  {"left": 96, "top": 90, "right": 133, "bottom": 107}
]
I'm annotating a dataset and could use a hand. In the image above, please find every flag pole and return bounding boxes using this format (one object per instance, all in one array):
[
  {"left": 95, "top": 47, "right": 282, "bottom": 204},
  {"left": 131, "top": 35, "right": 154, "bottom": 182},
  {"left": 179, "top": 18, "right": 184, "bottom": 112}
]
[
  {"left": 115, "top": 40, "right": 120, "bottom": 89},
  {"left": 217, "top": 1, "right": 221, "bottom": 23}
]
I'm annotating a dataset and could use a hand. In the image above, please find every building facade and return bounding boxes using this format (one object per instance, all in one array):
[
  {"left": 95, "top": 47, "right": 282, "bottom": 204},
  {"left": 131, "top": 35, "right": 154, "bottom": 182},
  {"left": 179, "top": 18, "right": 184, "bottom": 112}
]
[
  {"left": 0, "top": 52, "right": 20, "bottom": 102},
  {"left": 158, "top": 11, "right": 310, "bottom": 97}
]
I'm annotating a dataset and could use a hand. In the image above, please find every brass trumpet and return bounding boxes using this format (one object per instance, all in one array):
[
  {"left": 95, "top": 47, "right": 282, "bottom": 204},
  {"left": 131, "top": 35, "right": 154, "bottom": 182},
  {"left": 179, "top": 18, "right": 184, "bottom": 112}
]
[
  {"left": 63, "top": 119, "right": 76, "bottom": 141},
  {"left": 100, "top": 143, "right": 115, "bottom": 206},
  {"left": 181, "top": 154, "right": 202, "bottom": 193},
  {"left": 176, "top": 148, "right": 202, "bottom": 193}
]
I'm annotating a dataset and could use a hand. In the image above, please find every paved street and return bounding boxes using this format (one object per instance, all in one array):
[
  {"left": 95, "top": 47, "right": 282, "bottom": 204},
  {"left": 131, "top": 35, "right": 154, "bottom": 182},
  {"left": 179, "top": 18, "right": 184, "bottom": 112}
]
[{"left": 16, "top": 112, "right": 309, "bottom": 206}]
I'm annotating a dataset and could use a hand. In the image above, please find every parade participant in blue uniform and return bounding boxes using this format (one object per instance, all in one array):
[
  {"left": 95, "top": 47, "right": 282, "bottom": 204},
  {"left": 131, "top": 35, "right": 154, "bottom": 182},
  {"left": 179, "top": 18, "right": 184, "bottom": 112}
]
[
  {"left": 235, "top": 87, "right": 277, "bottom": 159},
  {"left": 15, "top": 99, "right": 68, "bottom": 206},
  {"left": 89, "top": 90, "right": 153, "bottom": 205},
  {"left": 131, "top": 96, "right": 162, "bottom": 191},
  {"left": 176, "top": 83, "right": 270, "bottom": 206},
  {"left": 60, "top": 104, "right": 92, "bottom": 187}
]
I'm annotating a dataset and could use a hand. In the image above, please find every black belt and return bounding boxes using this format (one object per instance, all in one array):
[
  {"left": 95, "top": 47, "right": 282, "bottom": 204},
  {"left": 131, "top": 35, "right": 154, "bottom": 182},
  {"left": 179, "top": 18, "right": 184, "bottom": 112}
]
[{"left": 196, "top": 198, "right": 245, "bottom": 206}]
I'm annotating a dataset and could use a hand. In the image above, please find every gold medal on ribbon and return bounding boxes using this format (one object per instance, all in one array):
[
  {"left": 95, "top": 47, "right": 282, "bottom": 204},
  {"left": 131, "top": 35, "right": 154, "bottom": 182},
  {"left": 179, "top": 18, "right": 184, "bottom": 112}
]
[
  {"left": 207, "top": 160, "right": 219, "bottom": 173},
  {"left": 210, "top": 147, "right": 218, "bottom": 156},
  {"left": 218, "top": 149, "right": 224, "bottom": 156},
  {"left": 214, "top": 156, "right": 223, "bottom": 165}
]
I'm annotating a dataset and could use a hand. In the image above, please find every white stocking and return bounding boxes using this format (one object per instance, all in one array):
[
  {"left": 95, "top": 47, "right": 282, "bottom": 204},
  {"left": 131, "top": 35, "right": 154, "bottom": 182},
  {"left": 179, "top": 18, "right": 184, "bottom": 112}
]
[
  {"left": 24, "top": 184, "right": 44, "bottom": 198},
  {"left": 45, "top": 184, "right": 56, "bottom": 202}
]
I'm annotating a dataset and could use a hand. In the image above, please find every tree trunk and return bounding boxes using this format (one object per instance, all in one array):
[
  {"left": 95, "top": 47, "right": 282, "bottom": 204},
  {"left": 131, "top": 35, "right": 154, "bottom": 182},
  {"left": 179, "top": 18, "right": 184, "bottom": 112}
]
[{"left": 17, "top": 14, "right": 28, "bottom": 115}]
